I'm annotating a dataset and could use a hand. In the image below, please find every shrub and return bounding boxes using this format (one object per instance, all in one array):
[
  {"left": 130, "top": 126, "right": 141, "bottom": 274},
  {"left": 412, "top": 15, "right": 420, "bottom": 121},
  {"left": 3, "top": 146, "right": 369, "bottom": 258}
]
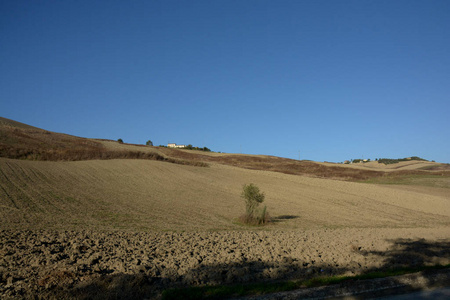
[
  {"left": 240, "top": 183, "right": 270, "bottom": 225},
  {"left": 146, "top": 140, "right": 153, "bottom": 146},
  {"left": 378, "top": 157, "right": 428, "bottom": 165},
  {"left": 180, "top": 144, "right": 212, "bottom": 152},
  {"left": 117, "top": 138, "right": 124, "bottom": 144}
]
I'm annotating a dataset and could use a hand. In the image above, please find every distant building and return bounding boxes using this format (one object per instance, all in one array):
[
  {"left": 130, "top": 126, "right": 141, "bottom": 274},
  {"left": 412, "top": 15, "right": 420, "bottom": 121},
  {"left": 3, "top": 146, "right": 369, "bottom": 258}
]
[{"left": 167, "top": 143, "right": 186, "bottom": 148}]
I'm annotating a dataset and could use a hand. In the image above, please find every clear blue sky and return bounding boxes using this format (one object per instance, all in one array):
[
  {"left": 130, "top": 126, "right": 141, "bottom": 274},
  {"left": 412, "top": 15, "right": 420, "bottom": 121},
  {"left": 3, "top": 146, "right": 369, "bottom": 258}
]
[{"left": 1, "top": 1, "right": 449, "bottom": 163}]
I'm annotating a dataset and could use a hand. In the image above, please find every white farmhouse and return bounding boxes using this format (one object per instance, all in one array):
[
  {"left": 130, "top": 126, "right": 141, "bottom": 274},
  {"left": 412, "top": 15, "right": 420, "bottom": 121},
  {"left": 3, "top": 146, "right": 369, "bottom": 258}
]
[{"left": 167, "top": 143, "right": 186, "bottom": 148}]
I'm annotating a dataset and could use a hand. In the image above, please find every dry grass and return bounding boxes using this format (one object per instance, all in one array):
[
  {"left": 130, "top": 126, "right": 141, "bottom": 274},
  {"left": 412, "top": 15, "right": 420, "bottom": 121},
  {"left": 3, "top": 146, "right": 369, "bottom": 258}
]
[
  {"left": 238, "top": 211, "right": 271, "bottom": 226},
  {"left": 0, "top": 117, "right": 206, "bottom": 167},
  {"left": 159, "top": 147, "right": 450, "bottom": 182}
]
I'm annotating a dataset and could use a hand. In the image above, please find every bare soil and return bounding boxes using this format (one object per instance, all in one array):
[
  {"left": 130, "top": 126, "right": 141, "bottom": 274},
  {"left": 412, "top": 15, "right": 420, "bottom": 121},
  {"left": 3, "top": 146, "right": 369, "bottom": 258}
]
[{"left": 1, "top": 228, "right": 449, "bottom": 299}]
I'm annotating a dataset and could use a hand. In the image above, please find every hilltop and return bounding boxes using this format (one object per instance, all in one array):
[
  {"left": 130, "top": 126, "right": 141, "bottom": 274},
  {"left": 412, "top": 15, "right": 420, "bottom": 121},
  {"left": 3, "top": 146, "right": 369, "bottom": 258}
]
[{"left": 1, "top": 116, "right": 448, "bottom": 181}]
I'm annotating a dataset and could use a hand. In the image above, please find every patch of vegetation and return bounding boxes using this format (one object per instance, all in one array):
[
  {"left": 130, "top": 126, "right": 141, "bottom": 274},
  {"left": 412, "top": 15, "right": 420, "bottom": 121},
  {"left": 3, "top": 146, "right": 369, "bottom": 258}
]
[
  {"left": 377, "top": 156, "right": 427, "bottom": 165},
  {"left": 183, "top": 144, "right": 212, "bottom": 152},
  {"left": 0, "top": 144, "right": 208, "bottom": 167},
  {"left": 162, "top": 281, "right": 297, "bottom": 300},
  {"left": 351, "top": 158, "right": 370, "bottom": 163},
  {"left": 117, "top": 138, "right": 124, "bottom": 144},
  {"left": 239, "top": 183, "right": 270, "bottom": 225},
  {"left": 161, "top": 265, "right": 450, "bottom": 300}
]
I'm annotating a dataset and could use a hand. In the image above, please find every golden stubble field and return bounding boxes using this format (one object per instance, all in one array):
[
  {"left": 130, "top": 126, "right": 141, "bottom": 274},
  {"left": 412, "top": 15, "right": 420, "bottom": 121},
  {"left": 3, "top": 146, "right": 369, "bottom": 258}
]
[
  {"left": 1, "top": 154, "right": 449, "bottom": 299},
  {"left": 1, "top": 157, "right": 449, "bottom": 231}
]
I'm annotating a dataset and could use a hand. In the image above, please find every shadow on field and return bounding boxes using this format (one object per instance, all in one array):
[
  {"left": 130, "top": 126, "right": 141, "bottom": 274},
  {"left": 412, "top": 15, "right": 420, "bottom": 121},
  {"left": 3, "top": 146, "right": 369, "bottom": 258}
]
[
  {"left": 271, "top": 215, "right": 299, "bottom": 223},
  {"left": 364, "top": 239, "right": 450, "bottom": 270},
  {"left": 44, "top": 239, "right": 450, "bottom": 300}
]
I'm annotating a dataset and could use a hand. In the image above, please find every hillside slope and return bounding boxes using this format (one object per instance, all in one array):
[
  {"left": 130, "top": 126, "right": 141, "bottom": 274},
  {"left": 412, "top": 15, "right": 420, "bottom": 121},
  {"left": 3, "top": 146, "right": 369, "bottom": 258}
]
[
  {"left": 0, "top": 117, "right": 206, "bottom": 166},
  {"left": 1, "top": 157, "right": 449, "bottom": 231},
  {"left": 2, "top": 116, "right": 449, "bottom": 181},
  {"left": 1, "top": 117, "right": 449, "bottom": 299}
]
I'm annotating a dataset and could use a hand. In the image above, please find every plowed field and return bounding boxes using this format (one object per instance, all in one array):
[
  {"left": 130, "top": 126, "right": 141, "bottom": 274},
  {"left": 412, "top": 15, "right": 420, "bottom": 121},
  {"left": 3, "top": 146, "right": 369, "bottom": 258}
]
[{"left": 1, "top": 156, "right": 449, "bottom": 299}]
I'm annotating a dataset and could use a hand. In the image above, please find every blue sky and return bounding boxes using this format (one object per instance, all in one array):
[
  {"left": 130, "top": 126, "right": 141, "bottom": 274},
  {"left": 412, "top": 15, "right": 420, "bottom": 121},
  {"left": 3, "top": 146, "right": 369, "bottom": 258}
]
[{"left": 1, "top": 1, "right": 449, "bottom": 163}]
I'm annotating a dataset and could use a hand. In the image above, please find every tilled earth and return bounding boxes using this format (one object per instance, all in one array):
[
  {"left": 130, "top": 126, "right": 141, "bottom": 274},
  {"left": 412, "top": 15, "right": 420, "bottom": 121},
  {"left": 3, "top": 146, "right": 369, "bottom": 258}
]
[{"left": 1, "top": 228, "right": 449, "bottom": 299}]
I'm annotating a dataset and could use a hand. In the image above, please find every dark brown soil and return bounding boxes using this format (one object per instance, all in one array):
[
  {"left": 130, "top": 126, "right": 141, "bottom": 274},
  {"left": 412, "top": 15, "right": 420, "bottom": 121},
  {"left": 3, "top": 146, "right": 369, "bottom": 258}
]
[{"left": 1, "top": 229, "right": 449, "bottom": 299}]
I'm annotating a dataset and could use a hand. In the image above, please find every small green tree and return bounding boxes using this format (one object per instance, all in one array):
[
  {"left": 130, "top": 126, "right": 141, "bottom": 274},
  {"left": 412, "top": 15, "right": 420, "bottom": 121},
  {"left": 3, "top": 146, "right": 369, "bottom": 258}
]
[
  {"left": 241, "top": 183, "right": 269, "bottom": 225},
  {"left": 146, "top": 140, "right": 153, "bottom": 146},
  {"left": 117, "top": 138, "right": 124, "bottom": 144}
]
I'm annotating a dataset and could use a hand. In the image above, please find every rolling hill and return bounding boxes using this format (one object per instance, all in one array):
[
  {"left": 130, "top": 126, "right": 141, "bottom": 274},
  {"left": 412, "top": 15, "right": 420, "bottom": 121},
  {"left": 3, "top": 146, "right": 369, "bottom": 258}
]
[
  {"left": 0, "top": 116, "right": 449, "bottom": 231},
  {"left": 1, "top": 116, "right": 448, "bottom": 181},
  {"left": 1, "top": 117, "right": 449, "bottom": 299}
]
